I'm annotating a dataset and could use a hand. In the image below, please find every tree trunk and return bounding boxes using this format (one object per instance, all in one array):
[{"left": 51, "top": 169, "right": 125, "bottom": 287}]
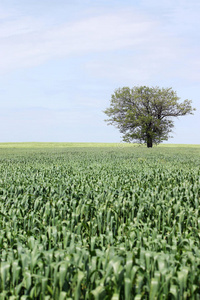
[{"left": 147, "top": 136, "right": 153, "bottom": 148}]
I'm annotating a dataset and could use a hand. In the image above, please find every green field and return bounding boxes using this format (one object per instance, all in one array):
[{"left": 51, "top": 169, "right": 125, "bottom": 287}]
[
  {"left": 0, "top": 143, "right": 200, "bottom": 299},
  {"left": 0, "top": 142, "right": 200, "bottom": 148}
]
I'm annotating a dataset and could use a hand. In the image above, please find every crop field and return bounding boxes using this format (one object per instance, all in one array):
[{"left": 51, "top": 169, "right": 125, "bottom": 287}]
[{"left": 0, "top": 143, "right": 200, "bottom": 299}]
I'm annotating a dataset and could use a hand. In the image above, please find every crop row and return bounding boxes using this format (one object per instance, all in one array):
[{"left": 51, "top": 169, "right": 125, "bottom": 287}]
[{"left": 0, "top": 147, "right": 200, "bottom": 299}]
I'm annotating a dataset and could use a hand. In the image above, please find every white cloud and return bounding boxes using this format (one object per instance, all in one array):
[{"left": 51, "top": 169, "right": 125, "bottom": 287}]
[
  {"left": 77, "top": 3, "right": 197, "bottom": 86},
  {"left": 0, "top": 8, "right": 158, "bottom": 73},
  {"left": 1, "top": 3, "right": 199, "bottom": 84}
]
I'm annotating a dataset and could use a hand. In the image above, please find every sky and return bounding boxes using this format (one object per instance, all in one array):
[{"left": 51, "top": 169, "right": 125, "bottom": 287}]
[{"left": 0, "top": 0, "right": 199, "bottom": 144}]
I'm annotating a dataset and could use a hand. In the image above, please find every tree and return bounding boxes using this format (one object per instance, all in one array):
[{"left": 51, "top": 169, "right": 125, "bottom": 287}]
[{"left": 104, "top": 86, "right": 195, "bottom": 148}]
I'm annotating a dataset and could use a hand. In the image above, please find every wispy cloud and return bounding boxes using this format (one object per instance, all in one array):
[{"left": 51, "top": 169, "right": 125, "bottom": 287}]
[
  {"left": 1, "top": 3, "right": 199, "bottom": 83},
  {"left": 0, "top": 8, "right": 158, "bottom": 73}
]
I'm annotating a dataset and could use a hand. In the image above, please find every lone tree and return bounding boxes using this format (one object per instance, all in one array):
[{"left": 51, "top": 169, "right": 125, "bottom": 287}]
[{"left": 104, "top": 86, "right": 195, "bottom": 148}]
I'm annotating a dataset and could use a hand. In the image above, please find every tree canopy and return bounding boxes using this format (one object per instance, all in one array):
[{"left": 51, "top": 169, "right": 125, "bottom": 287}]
[{"left": 104, "top": 86, "right": 195, "bottom": 147}]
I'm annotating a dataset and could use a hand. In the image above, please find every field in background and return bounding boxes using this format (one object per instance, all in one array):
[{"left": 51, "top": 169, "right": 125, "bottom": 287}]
[
  {"left": 0, "top": 144, "right": 200, "bottom": 299},
  {"left": 0, "top": 142, "right": 200, "bottom": 148}
]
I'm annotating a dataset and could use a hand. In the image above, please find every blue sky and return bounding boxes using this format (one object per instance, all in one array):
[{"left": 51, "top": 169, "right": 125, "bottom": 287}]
[{"left": 0, "top": 0, "right": 199, "bottom": 143}]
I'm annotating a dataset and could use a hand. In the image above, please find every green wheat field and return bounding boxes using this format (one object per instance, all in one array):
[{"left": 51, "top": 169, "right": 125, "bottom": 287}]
[{"left": 0, "top": 143, "right": 200, "bottom": 299}]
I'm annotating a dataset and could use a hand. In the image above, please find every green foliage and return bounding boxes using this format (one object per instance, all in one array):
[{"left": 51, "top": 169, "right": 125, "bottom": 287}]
[
  {"left": 0, "top": 146, "right": 200, "bottom": 299},
  {"left": 104, "top": 86, "right": 195, "bottom": 147}
]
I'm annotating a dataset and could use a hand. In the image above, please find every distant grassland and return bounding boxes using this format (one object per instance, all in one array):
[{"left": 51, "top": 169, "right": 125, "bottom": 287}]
[{"left": 0, "top": 142, "right": 200, "bottom": 148}]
